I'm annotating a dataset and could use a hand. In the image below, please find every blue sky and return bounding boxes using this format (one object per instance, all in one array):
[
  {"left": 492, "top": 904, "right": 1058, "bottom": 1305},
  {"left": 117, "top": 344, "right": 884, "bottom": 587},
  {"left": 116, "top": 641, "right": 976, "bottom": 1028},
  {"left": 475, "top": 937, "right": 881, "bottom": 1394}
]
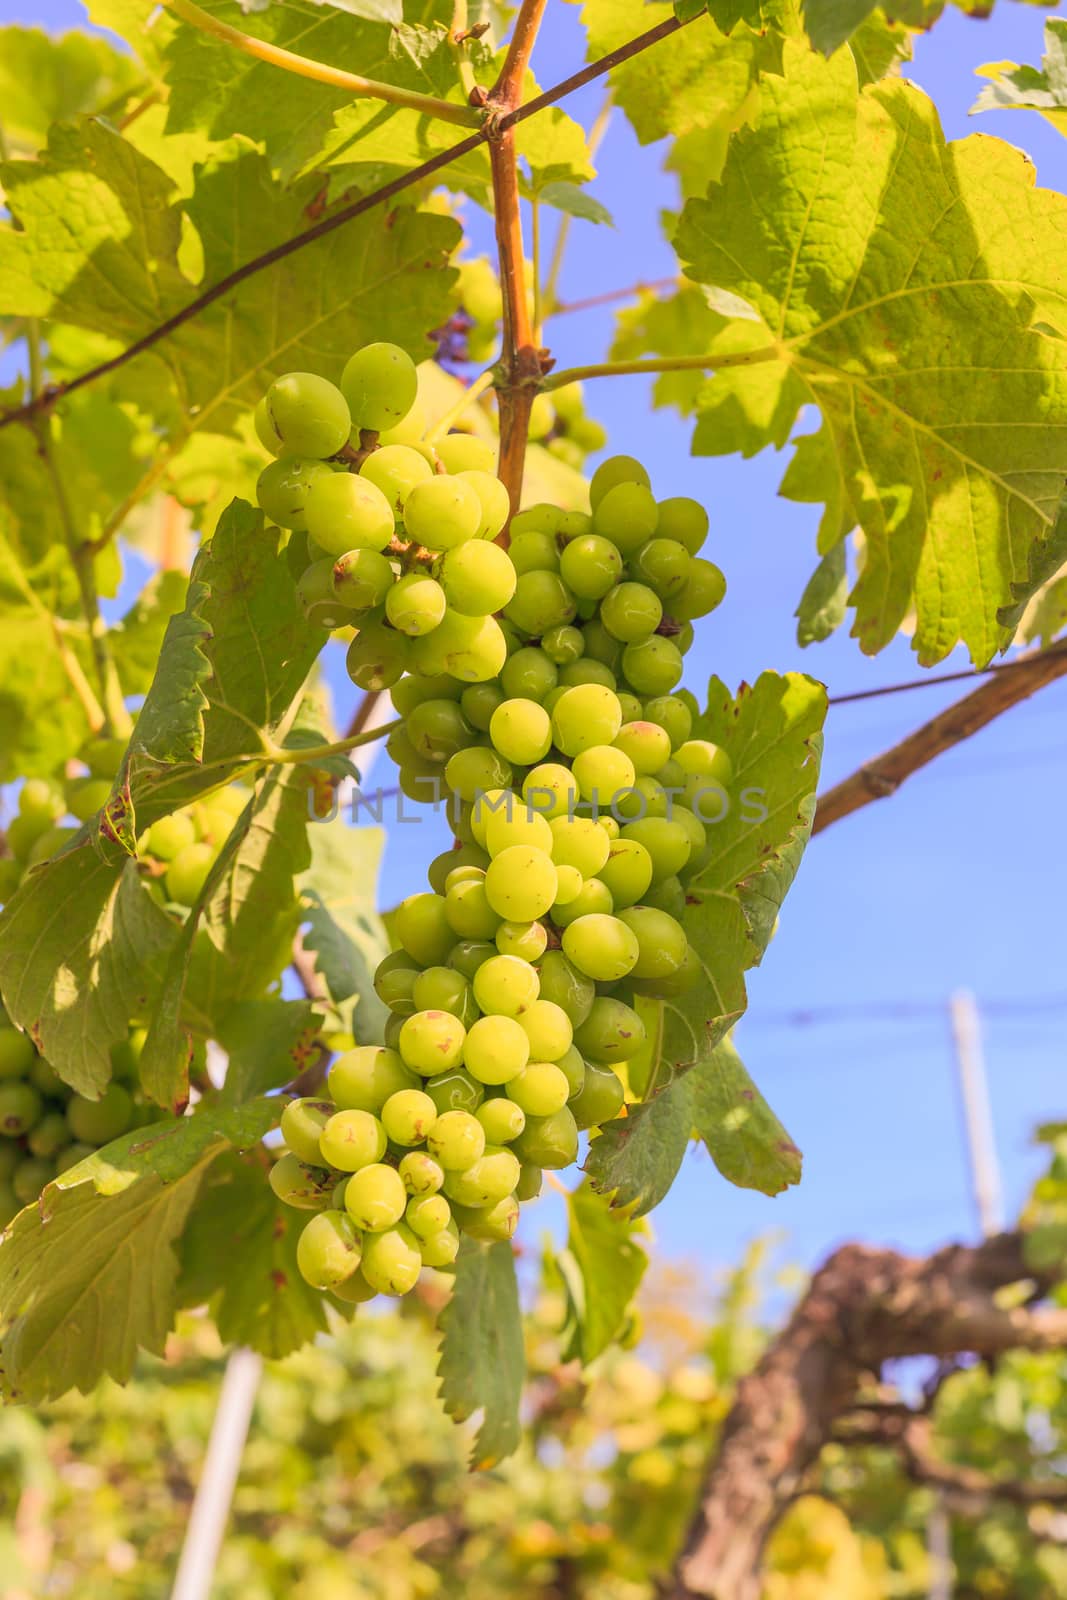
[{"left": 4, "top": 0, "right": 1067, "bottom": 1284}]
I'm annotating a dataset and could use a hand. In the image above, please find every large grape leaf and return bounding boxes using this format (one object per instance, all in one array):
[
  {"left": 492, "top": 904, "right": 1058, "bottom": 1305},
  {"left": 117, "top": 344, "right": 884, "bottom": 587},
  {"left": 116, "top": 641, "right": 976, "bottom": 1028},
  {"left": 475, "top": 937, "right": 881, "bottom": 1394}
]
[
  {"left": 0, "top": 25, "right": 142, "bottom": 157},
  {"left": 217, "top": 998, "right": 323, "bottom": 1106},
  {"left": 0, "top": 1098, "right": 278, "bottom": 1402},
  {"left": 299, "top": 819, "right": 391, "bottom": 1043},
  {"left": 177, "top": 1153, "right": 328, "bottom": 1356},
  {"left": 585, "top": 672, "right": 822, "bottom": 1213},
  {"left": 555, "top": 1183, "right": 647, "bottom": 1362},
  {"left": 0, "top": 501, "right": 322, "bottom": 1093},
  {"left": 666, "top": 44, "right": 1067, "bottom": 665},
  {"left": 437, "top": 1240, "right": 525, "bottom": 1467}
]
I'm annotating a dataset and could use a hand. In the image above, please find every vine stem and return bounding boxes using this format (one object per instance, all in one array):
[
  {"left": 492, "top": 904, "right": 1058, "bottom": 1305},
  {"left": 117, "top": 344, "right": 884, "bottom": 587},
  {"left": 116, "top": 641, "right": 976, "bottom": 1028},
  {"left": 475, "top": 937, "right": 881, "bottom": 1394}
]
[
  {"left": 449, "top": 0, "right": 478, "bottom": 102},
  {"left": 543, "top": 348, "right": 782, "bottom": 389},
  {"left": 0, "top": 12, "right": 696, "bottom": 435},
  {"left": 262, "top": 718, "right": 402, "bottom": 768},
  {"left": 162, "top": 0, "right": 482, "bottom": 127},
  {"left": 490, "top": 0, "right": 550, "bottom": 514},
  {"left": 25, "top": 320, "right": 132, "bottom": 739}
]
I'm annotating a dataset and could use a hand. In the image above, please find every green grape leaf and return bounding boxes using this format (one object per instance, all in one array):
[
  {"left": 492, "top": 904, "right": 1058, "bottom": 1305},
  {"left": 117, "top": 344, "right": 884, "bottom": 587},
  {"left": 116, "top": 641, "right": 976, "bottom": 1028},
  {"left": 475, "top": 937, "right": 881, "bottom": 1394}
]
[
  {"left": 141, "top": 762, "right": 312, "bottom": 1110},
  {"left": 672, "top": 44, "right": 1067, "bottom": 665},
  {"left": 0, "top": 25, "right": 142, "bottom": 157},
  {"left": 108, "top": 571, "right": 191, "bottom": 696},
  {"left": 0, "top": 1098, "right": 278, "bottom": 1402},
  {"left": 802, "top": 0, "right": 878, "bottom": 54},
  {"left": 217, "top": 998, "right": 323, "bottom": 1106},
  {"left": 177, "top": 1153, "right": 328, "bottom": 1356},
  {"left": 847, "top": 8, "right": 912, "bottom": 85},
  {"left": 0, "top": 501, "right": 322, "bottom": 1092},
  {"left": 85, "top": 0, "right": 178, "bottom": 73},
  {"left": 0, "top": 851, "right": 177, "bottom": 1098},
  {"left": 438, "top": 1239, "right": 525, "bottom": 1467},
  {"left": 557, "top": 1183, "right": 648, "bottom": 1362},
  {"left": 689, "top": 1034, "right": 802, "bottom": 1193},
  {"left": 575, "top": 0, "right": 794, "bottom": 146},
  {"left": 587, "top": 673, "right": 821, "bottom": 1213},
  {"left": 299, "top": 819, "right": 391, "bottom": 1043},
  {"left": 795, "top": 541, "right": 848, "bottom": 646},
  {"left": 584, "top": 1078, "right": 692, "bottom": 1216},
  {"left": 535, "top": 180, "right": 614, "bottom": 225}
]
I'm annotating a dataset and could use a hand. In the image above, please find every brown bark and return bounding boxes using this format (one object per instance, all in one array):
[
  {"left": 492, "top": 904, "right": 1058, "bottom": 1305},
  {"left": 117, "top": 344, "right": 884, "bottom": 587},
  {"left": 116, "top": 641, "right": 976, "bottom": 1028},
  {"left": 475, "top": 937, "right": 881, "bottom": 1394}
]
[{"left": 669, "top": 1232, "right": 1067, "bottom": 1600}]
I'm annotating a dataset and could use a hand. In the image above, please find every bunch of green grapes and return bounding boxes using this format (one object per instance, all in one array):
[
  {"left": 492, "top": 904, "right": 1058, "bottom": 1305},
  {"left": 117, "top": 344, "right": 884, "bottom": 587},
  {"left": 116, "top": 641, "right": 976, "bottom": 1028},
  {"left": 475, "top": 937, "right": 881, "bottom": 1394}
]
[
  {"left": 0, "top": 730, "right": 128, "bottom": 902},
  {"left": 0, "top": 1011, "right": 157, "bottom": 1227},
  {"left": 140, "top": 785, "right": 251, "bottom": 909},
  {"left": 269, "top": 420, "right": 731, "bottom": 1307}
]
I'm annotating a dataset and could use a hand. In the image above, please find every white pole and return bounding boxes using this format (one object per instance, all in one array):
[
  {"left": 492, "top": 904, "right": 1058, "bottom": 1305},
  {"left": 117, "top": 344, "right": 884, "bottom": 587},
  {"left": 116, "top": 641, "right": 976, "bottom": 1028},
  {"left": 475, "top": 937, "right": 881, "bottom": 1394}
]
[
  {"left": 948, "top": 990, "right": 1005, "bottom": 1237},
  {"left": 169, "top": 1346, "right": 263, "bottom": 1600}
]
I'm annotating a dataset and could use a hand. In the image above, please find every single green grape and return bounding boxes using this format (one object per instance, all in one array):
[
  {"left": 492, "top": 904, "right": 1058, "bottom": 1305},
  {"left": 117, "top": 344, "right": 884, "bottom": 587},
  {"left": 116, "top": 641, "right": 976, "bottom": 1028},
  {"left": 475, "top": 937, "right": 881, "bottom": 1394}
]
[
  {"left": 460, "top": 682, "right": 506, "bottom": 733},
  {"left": 359, "top": 443, "right": 433, "bottom": 514},
  {"left": 485, "top": 846, "right": 558, "bottom": 921},
  {"left": 438, "top": 540, "right": 517, "bottom": 616},
  {"left": 504, "top": 571, "right": 576, "bottom": 636},
  {"left": 406, "top": 1191, "right": 452, "bottom": 1239},
  {"left": 398, "top": 1010, "right": 467, "bottom": 1076},
  {"left": 305, "top": 472, "right": 395, "bottom": 557},
  {"left": 675, "top": 740, "right": 734, "bottom": 786},
  {"left": 589, "top": 455, "right": 651, "bottom": 510},
  {"left": 622, "top": 635, "right": 683, "bottom": 695},
  {"left": 427, "top": 845, "right": 490, "bottom": 897},
  {"left": 522, "top": 763, "right": 579, "bottom": 821},
  {"left": 613, "top": 720, "right": 672, "bottom": 776},
  {"left": 29, "top": 1054, "right": 65, "bottom": 1095},
  {"left": 569, "top": 1062, "right": 625, "bottom": 1130},
  {"left": 598, "top": 837, "right": 654, "bottom": 908},
  {"left": 344, "top": 1162, "right": 408, "bottom": 1232},
  {"left": 411, "top": 966, "right": 475, "bottom": 1024},
  {"left": 479, "top": 801, "right": 550, "bottom": 864},
  {"left": 511, "top": 1105, "right": 578, "bottom": 1170},
  {"left": 558, "top": 659, "right": 617, "bottom": 692},
  {"left": 427, "top": 1108, "right": 486, "bottom": 1170},
  {"left": 572, "top": 745, "right": 636, "bottom": 809},
  {"left": 65, "top": 775, "right": 112, "bottom": 824},
  {"left": 296, "top": 558, "right": 360, "bottom": 630},
  {"left": 489, "top": 699, "right": 552, "bottom": 766},
  {"left": 473, "top": 954, "right": 540, "bottom": 1017},
  {"left": 419, "top": 1222, "right": 461, "bottom": 1267},
  {"left": 256, "top": 457, "right": 333, "bottom": 531},
  {"left": 164, "top": 840, "right": 217, "bottom": 906},
  {"left": 559, "top": 534, "right": 623, "bottom": 599},
  {"left": 574, "top": 997, "right": 646, "bottom": 1064},
  {"left": 580, "top": 617, "right": 623, "bottom": 671},
  {"left": 516, "top": 1164, "right": 543, "bottom": 1202},
  {"left": 329, "top": 1045, "right": 419, "bottom": 1113},
  {"left": 445, "top": 745, "right": 513, "bottom": 803},
  {"left": 552, "top": 865, "right": 584, "bottom": 907},
  {"left": 548, "top": 815, "right": 611, "bottom": 879},
  {"left": 617, "top": 905, "right": 689, "bottom": 978},
  {"left": 19, "top": 777, "right": 63, "bottom": 827},
  {"left": 391, "top": 673, "right": 464, "bottom": 714},
  {"left": 67, "top": 1082, "right": 132, "bottom": 1144},
  {"left": 269, "top": 1152, "right": 336, "bottom": 1211},
  {"left": 27, "top": 1111, "right": 71, "bottom": 1160},
  {"left": 444, "top": 1144, "right": 521, "bottom": 1207},
  {"left": 145, "top": 811, "right": 198, "bottom": 864},
  {"left": 506, "top": 1062, "right": 570, "bottom": 1117},
  {"left": 631, "top": 537, "right": 692, "bottom": 601},
  {"left": 535, "top": 950, "right": 595, "bottom": 1027},
  {"left": 457, "top": 470, "right": 510, "bottom": 540},
  {"left": 643, "top": 694, "right": 693, "bottom": 750},
  {"left": 509, "top": 530, "right": 559, "bottom": 575},
  {"left": 399, "top": 1149, "right": 446, "bottom": 1196},
  {"left": 541, "top": 624, "right": 584, "bottom": 664},
  {"left": 551, "top": 877, "right": 614, "bottom": 928},
  {"left": 361, "top": 1221, "right": 423, "bottom": 1294},
  {"left": 435, "top": 434, "right": 495, "bottom": 475},
  {"left": 518, "top": 999, "right": 572, "bottom": 1063},
  {"left": 601, "top": 581, "right": 663, "bottom": 643},
  {"left": 319, "top": 1108, "right": 388, "bottom": 1172},
  {"left": 345, "top": 620, "right": 411, "bottom": 691},
  {"left": 673, "top": 556, "right": 727, "bottom": 621},
  {"left": 476, "top": 1096, "right": 526, "bottom": 1144},
  {"left": 620, "top": 817, "right": 691, "bottom": 883},
  {"left": 280, "top": 1097, "right": 335, "bottom": 1165},
  {"left": 0, "top": 1028, "right": 35, "bottom": 1081},
  {"left": 655, "top": 496, "right": 708, "bottom": 554},
  {"left": 386, "top": 573, "right": 447, "bottom": 636},
  {"left": 443, "top": 875, "right": 501, "bottom": 939},
  {"left": 406, "top": 698, "right": 474, "bottom": 765},
  {"left": 451, "top": 1194, "right": 519, "bottom": 1242},
  {"left": 297, "top": 1210, "right": 363, "bottom": 1290},
  {"left": 13, "top": 1157, "right": 54, "bottom": 1205},
  {"left": 560, "top": 913, "right": 639, "bottom": 982},
  {"left": 593, "top": 482, "right": 659, "bottom": 555},
  {"left": 341, "top": 343, "right": 418, "bottom": 432},
  {"left": 510, "top": 503, "right": 562, "bottom": 537},
  {"left": 463, "top": 1014, "right": 530, "bottom": 1085},
  {"left": 411, "top": 610, "right": 507, "bottom": 683},
  {"left": 501, "top": 647, "right": 558, "bottom": 700},
  {"left": 395, "top": 893, "right": 455, "bottom": 965},
  {"left": 378, "top": 395, "right": 428, "bottom": 447},
  {"left": 331, "top": 548, "right": 394, "bottom": 611},
  {"left": 404, "top": 476, "right": 483, "bottom": 551},
  {"left": 423, "top": 1068, "right": 485, "bottom": 1116},
  {"left": 556, "top": 1044, "right": 586, "bottom": 1099},
  {"left": 381, "top": 1088, "right": 438, "bottom": 1147},
  {"left": 330, "top": 1268, "right": 378, "bottom": 1305},
  {"left": 263, "top": 372, "right": 351, "bottom": 459},
  {"left": 552, "top": 684, "right": 624, "bottom": 758},
  {"left": 374, "top": 957, "right": 419, "bottom": 1017},
  {"left": 495, "top": 920, "right": 548, "bottom": 962}
]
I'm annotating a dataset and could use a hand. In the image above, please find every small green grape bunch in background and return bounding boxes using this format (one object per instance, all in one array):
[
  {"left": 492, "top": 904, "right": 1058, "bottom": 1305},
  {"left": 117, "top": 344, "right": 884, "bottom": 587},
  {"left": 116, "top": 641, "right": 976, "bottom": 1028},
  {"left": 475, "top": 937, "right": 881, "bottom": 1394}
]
[
  {"left": 0, "top": 730, "right": 133, "bottom": 903},
  {"left": 531, "top": 381, "right": 608, "bottom": 471},
  {"left": 138, "top": 784, "right": 252, "bottom": 909},
  {"left": 0, "top": 1010, "right": 158, "bottom": 1229}
]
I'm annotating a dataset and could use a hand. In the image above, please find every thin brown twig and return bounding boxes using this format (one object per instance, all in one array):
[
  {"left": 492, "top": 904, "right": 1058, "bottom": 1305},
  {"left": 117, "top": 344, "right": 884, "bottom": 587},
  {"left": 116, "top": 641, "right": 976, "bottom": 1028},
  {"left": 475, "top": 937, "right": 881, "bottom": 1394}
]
[
  {"left": 814, "top": 640, "right": 1067, "bottom": 834},
  {"left": 0, "top": 14, "right": 691, "bottom": 435},
  {"left": 547, "top": 275, "right": 679, "bottom": 318}
]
